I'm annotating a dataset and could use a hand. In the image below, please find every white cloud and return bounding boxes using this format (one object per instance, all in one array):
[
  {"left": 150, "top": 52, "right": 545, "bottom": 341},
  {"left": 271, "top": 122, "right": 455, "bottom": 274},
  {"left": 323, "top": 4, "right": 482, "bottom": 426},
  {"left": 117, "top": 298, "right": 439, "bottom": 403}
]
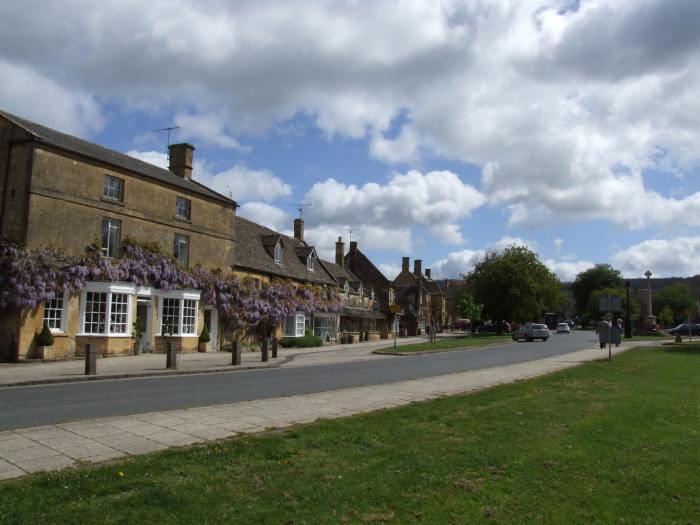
[
  {"left": 491, "top": 236, "right": 537, "bottom": 252},
  {"left": 378, "top": 263, "right": 402, "bottom": 281},
  {"left": 3, "top": 0, "right": 700, "bottom": 232},
  {"left": 237, "top": 202, "right": 291, "bottom": 233},
  {"left": 304, "top": 170, "right": 484, "bottom": 245},
  {"left": 305, "top": 224, "right": 412, "bottom": 262},
  {"left": 544, "top": 259, "right": 595, "bottom": 282},
  {"left": 126, "top": 150, "right": 168, "bottom": 169},
  {"left": 196, "top": 165, "right": 292, "bottom": 202},
  {"left": 429, "top": 249, "right": 485, "bottom": 279},
  {"left": 0, "top": 60, "right": 103, "bottom": 136},
  {"left": 554, "top": 238, "right": 564, "bottom": 253},
  {"left": 611, "top": 237, "right": 700, "bottom": 278}
]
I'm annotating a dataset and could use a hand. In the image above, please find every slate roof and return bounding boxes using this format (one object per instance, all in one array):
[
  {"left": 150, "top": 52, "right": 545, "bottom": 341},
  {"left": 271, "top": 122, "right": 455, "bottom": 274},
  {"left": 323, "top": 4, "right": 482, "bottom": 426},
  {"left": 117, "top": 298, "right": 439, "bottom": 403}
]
[
  {"left": 233, "top": 216, "right": 336, "bottom": 285},
  {"left": 322, "top": 260, "right": 363, "bottom": 294},
  {"left": 0, "top": 109, "right": 234, "bottom": 206},
  {"left": 341, "top": 306, "right": 384, "bottom": 319}
]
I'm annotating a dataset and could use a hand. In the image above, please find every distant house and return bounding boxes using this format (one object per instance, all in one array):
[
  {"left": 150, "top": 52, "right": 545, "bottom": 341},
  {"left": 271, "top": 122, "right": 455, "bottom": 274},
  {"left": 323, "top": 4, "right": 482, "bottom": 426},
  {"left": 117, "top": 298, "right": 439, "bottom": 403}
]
[
  {"left": 0, "top": 109, "right": 236, "bottom": 359},
  {"left": 391, "top": 257, "right": 445, "bottom": 336}
]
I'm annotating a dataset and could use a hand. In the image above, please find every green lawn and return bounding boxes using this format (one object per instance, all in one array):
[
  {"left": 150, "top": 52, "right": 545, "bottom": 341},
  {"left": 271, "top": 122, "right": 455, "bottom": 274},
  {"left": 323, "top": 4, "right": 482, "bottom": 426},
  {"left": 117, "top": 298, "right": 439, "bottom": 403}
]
[
  {"left": 376, "top": 334, "right": 512, "bottom": 354},
  {"left": 2, "top": 345, "right": 700, "bottom": 524}
]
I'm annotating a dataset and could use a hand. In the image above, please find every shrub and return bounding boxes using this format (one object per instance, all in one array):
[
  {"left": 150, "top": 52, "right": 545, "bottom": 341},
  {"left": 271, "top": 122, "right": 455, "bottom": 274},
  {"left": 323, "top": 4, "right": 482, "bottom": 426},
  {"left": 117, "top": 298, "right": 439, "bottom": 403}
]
[
  {"left": 199, "top": 324, "right": 211, "bottom": 343},
  {"left": 279, "top": 334, "right": 322, "bottom": 348},
  {"left": 37, "top": 321, "right": 54, "bottom": 347}
]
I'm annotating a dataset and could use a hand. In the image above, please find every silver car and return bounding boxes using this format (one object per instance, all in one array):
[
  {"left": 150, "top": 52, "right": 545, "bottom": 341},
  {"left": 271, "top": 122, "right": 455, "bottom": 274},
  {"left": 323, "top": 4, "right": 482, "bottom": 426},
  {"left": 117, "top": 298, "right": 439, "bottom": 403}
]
[{"left": 512, "top": 323, "right": 550, "bottom": 342}]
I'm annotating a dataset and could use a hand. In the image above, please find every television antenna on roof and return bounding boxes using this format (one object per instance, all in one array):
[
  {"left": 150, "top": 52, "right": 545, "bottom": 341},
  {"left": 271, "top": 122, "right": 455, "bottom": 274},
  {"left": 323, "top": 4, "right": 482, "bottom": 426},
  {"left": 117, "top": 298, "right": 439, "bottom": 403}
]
[
  {"left": 153, "top": 126, "right": 181, "bottom": 155},
  {"left": 296, "top": 203, "right": 312, "bottom": 219}
]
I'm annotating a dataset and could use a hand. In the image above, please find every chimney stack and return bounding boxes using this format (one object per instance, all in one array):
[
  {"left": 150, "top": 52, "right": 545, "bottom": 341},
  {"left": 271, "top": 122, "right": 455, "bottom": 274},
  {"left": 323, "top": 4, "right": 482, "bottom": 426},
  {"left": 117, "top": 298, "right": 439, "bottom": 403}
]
[
  {"left": 293, "top": 218, "right": 304, "bottom": 242},
  {"left": 335, "top": 237, "right": 345, "bottom": 266},
  {"left": 414, "top": 259, "right": 422, "bottom": 276},
  {"left": 402, "top": 257, "right": 410, "bottom": 272},
  {"left": 425, "top": 268, "right": 431, "bottom": 279},
  {"left": 349, "top": 241, "right": 358, "bottom": 271},
  {"left": 168, "top": 143, "right": 195, "bottom": 179}
]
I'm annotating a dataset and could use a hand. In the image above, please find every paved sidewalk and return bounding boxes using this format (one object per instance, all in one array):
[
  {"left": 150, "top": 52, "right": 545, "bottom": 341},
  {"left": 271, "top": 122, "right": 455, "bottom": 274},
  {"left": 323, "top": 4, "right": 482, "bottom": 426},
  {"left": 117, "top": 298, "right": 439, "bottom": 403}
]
[
  {"left": 0, "top": 340, "right": 647, "bottom": 481},
  {"left": 0, "top": 335, "right": 431, "bottom": 387}
]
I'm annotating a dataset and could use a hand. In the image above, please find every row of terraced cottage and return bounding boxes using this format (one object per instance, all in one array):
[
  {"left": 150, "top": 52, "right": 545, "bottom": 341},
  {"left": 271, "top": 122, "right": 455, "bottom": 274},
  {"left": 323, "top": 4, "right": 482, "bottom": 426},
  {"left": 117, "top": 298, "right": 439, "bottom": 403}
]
[{"left": 0, "top": 109, "right": 456, "bottom": 361}]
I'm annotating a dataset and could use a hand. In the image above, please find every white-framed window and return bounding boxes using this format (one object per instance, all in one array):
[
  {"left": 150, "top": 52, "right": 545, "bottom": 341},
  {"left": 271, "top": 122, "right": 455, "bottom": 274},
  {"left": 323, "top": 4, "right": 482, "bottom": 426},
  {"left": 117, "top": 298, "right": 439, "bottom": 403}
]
[
  {"left": 274, "top": 242, "right": 283, "bottom": 264},
  {"left": 307, "top": 251, "right": 316, "bottom": 271},
  {"left": 283, "top": 313, "right": 306, "bottom": 337},
  {"left": 344, "top": 281, "right": 350, "bottom": 299},
  {"left": 101, "top": 217, "right": 121, "bottom": 258},
  {"left": 43, "top": 292, "right": 67, "bottom": 333},
  {"left": 158, "top": 290, "right": 201, "bottom": 337},
  {"left": 103, "top": 175, "right": 124, "bottom": 201},
  {"left": 371, "top": 289, "right": 375, "bottom": 301},
  {"left": 176, "top": 197, "right": 191, "bottom": 220},
  {"left": 358, "top": 284, "right": 363, "bottom": 298},
  {"left": 79, "top": 282, "right": 135, "bottom": 336}
]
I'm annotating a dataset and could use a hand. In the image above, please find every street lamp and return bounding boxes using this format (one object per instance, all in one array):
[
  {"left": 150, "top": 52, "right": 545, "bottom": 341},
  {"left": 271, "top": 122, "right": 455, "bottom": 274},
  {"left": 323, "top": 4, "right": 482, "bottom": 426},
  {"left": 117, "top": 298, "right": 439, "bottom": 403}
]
[{"left": 625, "top": 280, "right": 632, "bottom": 338}]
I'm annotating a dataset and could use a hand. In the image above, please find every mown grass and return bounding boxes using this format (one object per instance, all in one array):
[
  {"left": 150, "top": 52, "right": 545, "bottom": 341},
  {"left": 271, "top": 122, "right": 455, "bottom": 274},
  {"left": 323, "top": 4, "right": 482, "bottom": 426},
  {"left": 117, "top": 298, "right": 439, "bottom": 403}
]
[
  {"left": 2, "top": 345, "right": 700, "bottom": 524},
  {"left": 378, "top": 334, "right": 512, "bottom": 354}
]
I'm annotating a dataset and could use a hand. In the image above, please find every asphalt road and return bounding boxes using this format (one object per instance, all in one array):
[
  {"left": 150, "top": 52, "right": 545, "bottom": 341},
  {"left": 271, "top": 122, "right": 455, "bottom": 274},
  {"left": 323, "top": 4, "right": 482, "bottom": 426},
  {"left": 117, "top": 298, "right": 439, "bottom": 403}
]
[{"left": 0, "top": 330, "right": 597, "bottom": 430}]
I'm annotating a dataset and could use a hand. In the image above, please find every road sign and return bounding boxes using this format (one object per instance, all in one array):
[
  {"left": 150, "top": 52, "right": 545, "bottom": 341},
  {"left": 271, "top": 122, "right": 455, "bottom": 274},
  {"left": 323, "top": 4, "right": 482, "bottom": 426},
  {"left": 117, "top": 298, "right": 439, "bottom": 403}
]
[
  {"left": 599, "top": 296, "right": 621, "bottom": 312},
  {"left": 389, "top": 304, "right": 401, "bottom": 313}
]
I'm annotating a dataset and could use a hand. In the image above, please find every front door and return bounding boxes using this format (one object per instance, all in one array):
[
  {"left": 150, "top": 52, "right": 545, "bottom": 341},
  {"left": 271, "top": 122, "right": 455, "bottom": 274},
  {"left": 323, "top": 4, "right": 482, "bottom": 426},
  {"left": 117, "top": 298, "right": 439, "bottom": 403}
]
[
  {"left": 204, "top": 308, "right": 218, "bottom": 352},
  {"left": 136, "top": 301, "right": 152, "bottom": 352}
]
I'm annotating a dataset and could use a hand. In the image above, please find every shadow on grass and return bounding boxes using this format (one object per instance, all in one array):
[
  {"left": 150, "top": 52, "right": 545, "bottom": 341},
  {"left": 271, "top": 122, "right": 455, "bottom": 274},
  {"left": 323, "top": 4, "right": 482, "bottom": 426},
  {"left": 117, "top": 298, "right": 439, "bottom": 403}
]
[{"left": 656, "top": 343, "right": 700, "bottom": 355}]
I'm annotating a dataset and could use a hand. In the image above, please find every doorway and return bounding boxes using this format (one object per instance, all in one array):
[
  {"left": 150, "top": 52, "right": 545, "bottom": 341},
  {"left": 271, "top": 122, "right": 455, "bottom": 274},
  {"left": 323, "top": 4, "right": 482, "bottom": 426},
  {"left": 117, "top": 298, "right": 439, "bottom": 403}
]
[
  {"left": 136, "top": 300, "right": 152, "bottom": 352},
  {"left": 204, "top": 308, "right": 218, "bottom": 352}
]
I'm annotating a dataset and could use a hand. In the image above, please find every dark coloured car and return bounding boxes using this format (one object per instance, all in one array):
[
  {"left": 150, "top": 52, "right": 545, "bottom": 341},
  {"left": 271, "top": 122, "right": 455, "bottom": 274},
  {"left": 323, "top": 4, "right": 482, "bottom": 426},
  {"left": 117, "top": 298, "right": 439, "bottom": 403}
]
[{"left": 667, "top": 323, "right": 700, "bottom": 336}]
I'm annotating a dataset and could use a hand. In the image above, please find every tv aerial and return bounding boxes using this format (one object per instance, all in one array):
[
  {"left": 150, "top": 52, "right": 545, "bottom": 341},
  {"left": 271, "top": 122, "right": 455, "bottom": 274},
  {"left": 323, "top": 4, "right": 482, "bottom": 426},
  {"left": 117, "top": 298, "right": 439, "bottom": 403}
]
[{"left": 296, "top": 203, "right": 312, "bottom": 219}]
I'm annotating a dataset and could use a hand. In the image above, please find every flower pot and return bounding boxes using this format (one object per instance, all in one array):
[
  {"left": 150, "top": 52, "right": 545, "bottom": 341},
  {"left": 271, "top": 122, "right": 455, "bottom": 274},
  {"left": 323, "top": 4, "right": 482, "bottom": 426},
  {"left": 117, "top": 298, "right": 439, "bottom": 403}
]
[
  {"left": 38, "top": 345, "right": 54, "bottom": 361},
  {"left": 133, "top": 342, "right": 142, "bottom": 356},
  {"left": 198, "top": 342, "right": 209, "bottom": 353}
]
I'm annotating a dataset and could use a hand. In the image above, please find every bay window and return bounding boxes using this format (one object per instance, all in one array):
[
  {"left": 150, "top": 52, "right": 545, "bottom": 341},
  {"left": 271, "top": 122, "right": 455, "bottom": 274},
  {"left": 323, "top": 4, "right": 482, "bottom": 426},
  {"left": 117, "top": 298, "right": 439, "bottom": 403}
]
[
  {"left": 158, "top": 290, "right": 200, "bottom": 336},
  {"left": 80, "top": 283, "right": 135, "bottom": 336}
]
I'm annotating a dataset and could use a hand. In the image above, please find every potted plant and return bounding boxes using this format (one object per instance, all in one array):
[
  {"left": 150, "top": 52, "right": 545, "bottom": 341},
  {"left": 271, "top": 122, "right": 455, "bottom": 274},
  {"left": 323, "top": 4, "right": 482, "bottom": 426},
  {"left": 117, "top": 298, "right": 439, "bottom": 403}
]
[
  {"left": 198, "top": 324, "right": 211, "bottom": 352},
  {"left": 36, "top": 321, "right": 54, "bottom": 360}
]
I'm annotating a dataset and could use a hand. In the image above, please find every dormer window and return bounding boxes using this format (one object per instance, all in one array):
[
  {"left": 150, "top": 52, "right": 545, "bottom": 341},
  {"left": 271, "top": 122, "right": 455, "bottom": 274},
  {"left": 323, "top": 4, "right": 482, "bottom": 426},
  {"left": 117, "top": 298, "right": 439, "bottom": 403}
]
[
  {"left": 371, "top": 289, "right": 375, "bottom": 301},
  {"left": 274, "top": 242, "right": 283, "bottom": 264},
  {"left": 344, "top": 281, "right": 350, "bottom": 299},
  {"left": 358, "top": 284, "right": 363, "bottom": 298},
  {"left": 307, "top": 252, "right": 316, "bottom": 271}
]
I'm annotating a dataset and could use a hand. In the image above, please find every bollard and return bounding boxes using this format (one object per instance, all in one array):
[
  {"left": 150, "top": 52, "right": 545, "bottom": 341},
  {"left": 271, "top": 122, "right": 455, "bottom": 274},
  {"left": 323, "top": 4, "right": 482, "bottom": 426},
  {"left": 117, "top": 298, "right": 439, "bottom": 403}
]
[
  {"left": 84, "top": 343, "right": 96, "bottom": 375},
  {"left": 166, "top": 342, "right": 178, "bottom": 370},
  {"left": 271, "top": 337, "right": 278, "bottom": 359},
  {"left": 261, "top": 338, "right": 268, "bottom": 362},
  {"left": 230, "top": 340, "right": 241, "bottom": 365}
]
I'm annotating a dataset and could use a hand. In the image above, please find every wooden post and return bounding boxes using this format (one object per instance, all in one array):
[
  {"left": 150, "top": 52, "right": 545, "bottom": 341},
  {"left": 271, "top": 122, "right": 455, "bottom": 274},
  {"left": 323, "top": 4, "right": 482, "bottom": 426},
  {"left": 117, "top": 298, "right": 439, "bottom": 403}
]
[
  {"left": 84, "top": 343, "right": 96, "bottom": 375},
  {"left": 261, "top": 338, "right": 268, "bottom": 362},
  {"left": 271, "top": 337, "right": 278, "bottom": 359},
  {"left": 10, "top": 333, "right": 19, "bottom": 363}
]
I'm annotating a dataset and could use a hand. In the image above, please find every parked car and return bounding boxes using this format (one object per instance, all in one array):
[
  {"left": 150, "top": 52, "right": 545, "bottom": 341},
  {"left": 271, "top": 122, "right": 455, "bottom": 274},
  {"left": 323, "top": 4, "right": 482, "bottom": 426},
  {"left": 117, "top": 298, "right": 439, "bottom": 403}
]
[
  {"left": 556, "top": 322, "right": 570, "bottom": 334},
  {"left": 512, "top": 323, "right": 549, "bottom": 342},
  {"left": 667, "top": 323, "right": 700, "bottom": 336}
]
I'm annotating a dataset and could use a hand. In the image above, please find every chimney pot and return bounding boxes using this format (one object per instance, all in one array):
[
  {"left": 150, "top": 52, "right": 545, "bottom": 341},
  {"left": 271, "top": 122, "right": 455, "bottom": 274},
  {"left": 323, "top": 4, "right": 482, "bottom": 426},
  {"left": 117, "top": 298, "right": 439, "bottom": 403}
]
[
  {"left": 335, "top": 237, "right": 345, "bottom": 266},
  {"left": 293, "top": 218, "right": 304, "bottom": 241},
  {"left": 168, "top": 143, "right": 195, "bottom": 179},
  {"left": 425, "top": 268, "right": 431, "bottom": 279},
  {"left": 414, "top": 259, "right": 422, "bottom": 276},
  {"left": 402, "top": 257, "right": 410, "bottom": 272}
]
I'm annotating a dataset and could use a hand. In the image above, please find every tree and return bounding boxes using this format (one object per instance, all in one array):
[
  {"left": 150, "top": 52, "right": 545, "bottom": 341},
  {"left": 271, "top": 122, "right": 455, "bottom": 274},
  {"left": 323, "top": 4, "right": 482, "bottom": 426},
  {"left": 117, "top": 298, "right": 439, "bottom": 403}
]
[
  {"left": 464, "top": 246, "right": 560, "bottom": 322},
  {"left": 456, "top": 294, "right": 483, "bottom": 322},
  {"left": 652, "top": 283, "right": 696, "bottom": 324},
  {"left": 657, "top": 306, "right": 674, "bottom": 328},
  {"left": 571, "top": 264, "right": 623, "bottom": 315}
]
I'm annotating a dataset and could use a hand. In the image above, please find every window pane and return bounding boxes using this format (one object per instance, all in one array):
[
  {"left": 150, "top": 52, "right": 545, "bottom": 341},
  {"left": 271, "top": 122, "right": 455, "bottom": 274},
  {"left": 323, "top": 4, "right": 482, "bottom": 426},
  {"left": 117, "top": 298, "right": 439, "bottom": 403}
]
[
  {"left": 174, "top": 234, "right": 189, "bottom": 267},
  {"left": 101, "top": 218, "right": 121, "bottom": 258},
  {"left": 103, "top": 176, "right": 123, "bottom": 201},
  {"left": 176, "top": 197, "right": 191, "bottom": 219},
  {"left": 44, "top": 295, "right": 64, "bottom": 331},
  {"left": 182, "top": 299, "right": 197, "bottom": 334},
  {"left": 296, "top": 314, "right": 305, "bottom": 337},
  {"left": 84, "top": 292, "right": 107, "bottom": 334},
  {"left": 274, "top": 244, "right": 282, "bottom": 263},
  {"left": 283, "top": 316, "right": 295, "bottom": 337},
  {"left": 162, "top": 298, "right": 180, "bottom": 335},
  {"left": 313, "top": 316, "right": 336, "bottom": 341},
  {"left": 109, "top": 293, "right": 129, "bottom": 334}
]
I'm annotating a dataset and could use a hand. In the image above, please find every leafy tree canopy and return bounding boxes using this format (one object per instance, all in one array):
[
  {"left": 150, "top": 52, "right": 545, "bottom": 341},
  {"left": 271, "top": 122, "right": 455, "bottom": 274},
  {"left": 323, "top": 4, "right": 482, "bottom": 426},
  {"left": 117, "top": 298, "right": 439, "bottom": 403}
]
[
  {"left": 652, "top": 282, "right": 696, "bottom": 323},
  {"left": 456, "top": 294, "right": 483, "bottom": 321},
  {"left": 571, "top": 264, "right": 623, "bottom": 314},
  {"left": 464, "top": 246, "right": 560, "bottom": 322}
]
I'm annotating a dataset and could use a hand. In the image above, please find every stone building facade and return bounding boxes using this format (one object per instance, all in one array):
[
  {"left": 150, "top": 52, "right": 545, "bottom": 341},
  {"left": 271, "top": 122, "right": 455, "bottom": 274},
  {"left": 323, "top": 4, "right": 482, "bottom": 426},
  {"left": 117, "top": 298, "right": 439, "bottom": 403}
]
[{"left": 0, "top": 110, "right": 236, "bottom": 360}]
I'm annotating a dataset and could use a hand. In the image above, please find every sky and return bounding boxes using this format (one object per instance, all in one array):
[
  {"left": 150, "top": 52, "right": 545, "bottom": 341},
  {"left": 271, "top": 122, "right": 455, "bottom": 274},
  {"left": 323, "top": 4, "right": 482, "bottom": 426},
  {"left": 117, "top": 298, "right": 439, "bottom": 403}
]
[{"left": 1, "top": 0, "right": 700, "bottom": 282}]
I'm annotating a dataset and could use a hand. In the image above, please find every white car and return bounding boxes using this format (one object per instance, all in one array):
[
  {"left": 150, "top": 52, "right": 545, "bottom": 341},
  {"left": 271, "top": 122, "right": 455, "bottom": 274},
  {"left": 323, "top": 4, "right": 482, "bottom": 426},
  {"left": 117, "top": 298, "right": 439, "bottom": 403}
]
[{"left": 556, "top": 322, "right": 570, "bottom": 334}]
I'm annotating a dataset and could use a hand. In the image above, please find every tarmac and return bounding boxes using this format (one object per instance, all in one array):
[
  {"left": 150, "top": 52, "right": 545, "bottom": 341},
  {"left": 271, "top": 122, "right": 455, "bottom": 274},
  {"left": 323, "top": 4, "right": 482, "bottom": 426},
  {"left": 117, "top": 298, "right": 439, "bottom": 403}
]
[{"left": 0, "top": 335, "right": 652, "bottom": 481}]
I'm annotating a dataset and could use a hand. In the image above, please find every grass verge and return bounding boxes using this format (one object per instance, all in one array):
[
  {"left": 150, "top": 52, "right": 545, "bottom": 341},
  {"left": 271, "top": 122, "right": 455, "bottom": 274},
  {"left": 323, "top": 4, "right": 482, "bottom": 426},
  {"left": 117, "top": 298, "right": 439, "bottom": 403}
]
[
  {"left": 376, "top": 334, "right": 512, "bottom": 354},
  {"left": 2, "top": 345, "right": 700, "bottom": 524}
]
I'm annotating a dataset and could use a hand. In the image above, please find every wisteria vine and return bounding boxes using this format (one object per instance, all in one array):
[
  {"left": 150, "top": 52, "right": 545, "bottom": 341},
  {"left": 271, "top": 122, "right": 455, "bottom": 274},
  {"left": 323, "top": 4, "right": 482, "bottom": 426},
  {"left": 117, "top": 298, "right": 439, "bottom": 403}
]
[{"left": 0, "top": 240, "right": 342, "bottom": 334}]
